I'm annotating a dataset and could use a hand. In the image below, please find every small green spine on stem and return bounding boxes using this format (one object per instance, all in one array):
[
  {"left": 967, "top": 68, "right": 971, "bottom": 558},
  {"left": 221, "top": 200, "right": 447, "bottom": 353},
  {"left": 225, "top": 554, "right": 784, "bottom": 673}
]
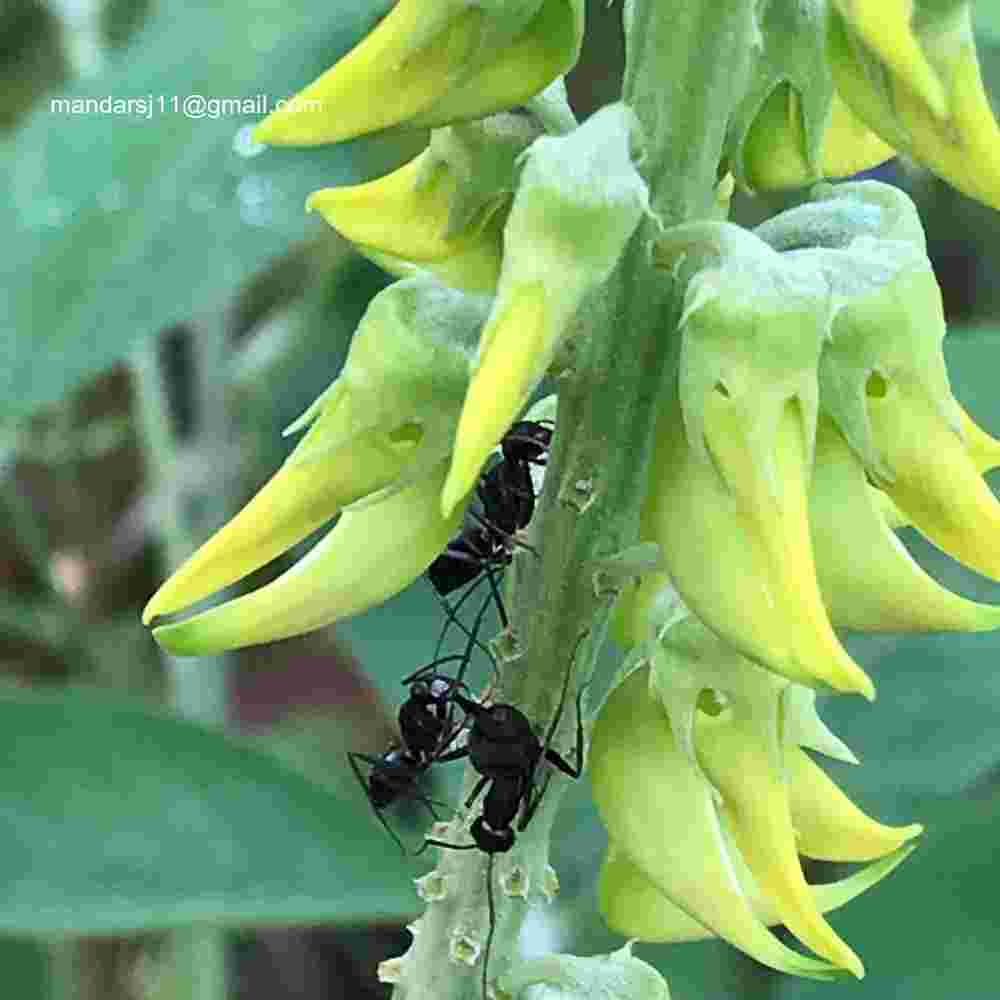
[{"left": 393, "top": 3, "right": 757, "bottom": 998}]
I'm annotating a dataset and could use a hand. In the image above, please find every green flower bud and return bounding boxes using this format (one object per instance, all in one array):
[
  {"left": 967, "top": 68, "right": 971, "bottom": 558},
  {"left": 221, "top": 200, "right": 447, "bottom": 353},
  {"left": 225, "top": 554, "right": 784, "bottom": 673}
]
[
  {"left": 442, "top": 102, "right": 651, "bottom": 514},
  {"left": 144, "top": 276, "right": 485, "bottom": 625},
  {"left": 254, "top": 0, "right": 584, "bottom": 146}
]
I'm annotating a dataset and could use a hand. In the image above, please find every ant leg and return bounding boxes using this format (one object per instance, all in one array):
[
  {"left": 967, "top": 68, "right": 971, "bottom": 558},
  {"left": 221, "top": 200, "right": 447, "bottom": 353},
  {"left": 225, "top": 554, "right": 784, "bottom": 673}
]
[
  {"left": 483, "top": 565, "right": 509, "bottom": 631},
  {"left": 415, "top": 837, "right": 478, "bottom": 857},
  {"left": 435, "top": 745, "right": 471, "bottom": 765},
  {"left": 544, "top": 677, "right": 589, "bottom": 779},
  {"left": 482, "top": 853, "right": 496, "bottom": 1000},
  {"left": 430, "top": 577, "right": 495, "bottom": 663},
  {"left": 463, "top": 774, "right": 490, "bottom": 810},
  {"left": 517, "top": 772, "right": 550, "bottom": 831},
  {"left": 347, "top": 752, "right": 409, "bottom": 856}
]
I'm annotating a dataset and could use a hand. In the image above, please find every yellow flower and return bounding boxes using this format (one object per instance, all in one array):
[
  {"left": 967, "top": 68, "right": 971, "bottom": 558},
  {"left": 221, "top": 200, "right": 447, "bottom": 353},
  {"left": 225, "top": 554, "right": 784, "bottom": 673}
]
[
  {"left": 645, "top": 220, "right": 873, "bottom": 697},
  {"left": 306, "top": 116, "right": 541, "bottom": 293},
  {"left": 590, "top": 623, "right": 921, "bottom": 977},
  {"left": 829, "top": 0, "right": 1000, "bottom": 210},
  {"left": 254, "top": 0, "right": 584, "bottom": 146},
  {"left": 143, "top": 277, "right": 486, "bottom": 637}
]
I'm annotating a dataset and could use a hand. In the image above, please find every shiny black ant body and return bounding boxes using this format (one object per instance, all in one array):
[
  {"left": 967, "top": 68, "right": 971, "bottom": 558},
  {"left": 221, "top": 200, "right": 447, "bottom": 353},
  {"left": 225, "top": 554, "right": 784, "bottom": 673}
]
[
  {"left": 349, "top": 596, "right": 497, "bottom": 852},
  {"left": 427, "top": 420, "right": 553, "bottom": 632},
  {"left": 420, "top": 632, "right": 586, "bottom": 1000}
]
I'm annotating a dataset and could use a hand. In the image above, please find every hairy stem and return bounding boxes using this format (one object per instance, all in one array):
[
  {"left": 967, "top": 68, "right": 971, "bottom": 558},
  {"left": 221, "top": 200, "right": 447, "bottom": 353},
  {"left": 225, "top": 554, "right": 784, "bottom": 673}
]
[{"left": 393, "top": 3, "right": 757, "bottom": 998}]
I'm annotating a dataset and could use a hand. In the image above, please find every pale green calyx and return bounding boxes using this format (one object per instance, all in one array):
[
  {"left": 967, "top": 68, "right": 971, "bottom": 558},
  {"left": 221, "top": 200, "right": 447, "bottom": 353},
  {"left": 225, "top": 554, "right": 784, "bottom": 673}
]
[
  {"left": 424, "top": 114, "right": 543, "bottom": 238},
  {"left": 656, "top": 220, "right": 828, "bottom": 484},
  {"left": 500, "top": 944, "right": 670, "bottom": 1000},
  {"left": 285, "top": 276, "right": 488, "bottom": 485}
]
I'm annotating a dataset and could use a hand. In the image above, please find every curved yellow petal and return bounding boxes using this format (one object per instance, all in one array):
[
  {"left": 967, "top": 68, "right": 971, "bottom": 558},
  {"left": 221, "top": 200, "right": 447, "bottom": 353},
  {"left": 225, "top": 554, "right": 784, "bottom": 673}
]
[
  {"left": 788, "top": 748, "right": 923, "bottom": 863},
  {"left": 869, "top": 385, "right": 1000, "bottom": 581},
  {"left": 590, "top": 668, "right": 842, "bottom": 980},
  {"left": 152, "top": 459, "right": 464, "bottom": 655},
  {"left": 832, "top": 0, "right": 949, "bottom": 118},
  {"left": 698, "top": 714, "right": 864, "bottom": 977},
  {"left": 600, "top": 840, "right": 917, "bottom": 945},
  {"left": 441, "top": 281, "right": 550, "bottom": 514},
  {"left": 644, "top": 393, "right": 873, "bottom": 697},
  {"left": 810, "top": 417, "right": 1000, "bottom": 631},
  {"left": 307, "top": 156, "right": 505, "bottom": 293},
  {"left": 143, "top": 431, "right": 406, "bottom": 624},
  {"left": 254, "top": 2, "right": 482, "bottom": 146},
  {"left": 960, "top": 405, "right": 1000, "bottom": 475}
]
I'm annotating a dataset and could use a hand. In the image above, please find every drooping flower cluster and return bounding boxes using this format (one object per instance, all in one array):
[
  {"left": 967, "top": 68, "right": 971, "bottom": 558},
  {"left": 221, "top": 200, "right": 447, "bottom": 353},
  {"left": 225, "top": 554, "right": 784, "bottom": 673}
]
[{"left": 142, "top": 0, "right": 1000, "bottom": 990}]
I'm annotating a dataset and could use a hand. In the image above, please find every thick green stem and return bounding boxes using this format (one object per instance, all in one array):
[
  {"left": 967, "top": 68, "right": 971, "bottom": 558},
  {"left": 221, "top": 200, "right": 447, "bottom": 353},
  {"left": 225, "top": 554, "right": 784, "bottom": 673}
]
[{"left": 393, "top": 4, "right": 756, "bottom": 999}]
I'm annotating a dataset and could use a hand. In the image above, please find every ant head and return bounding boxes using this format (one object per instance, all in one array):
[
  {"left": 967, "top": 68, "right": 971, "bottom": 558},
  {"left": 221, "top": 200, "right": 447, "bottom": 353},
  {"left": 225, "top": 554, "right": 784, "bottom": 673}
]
[
  {"left": 502, "top": 421, "right": 553, "bottom": 462},
  {"left": 471, "top": 815, "right": 516, "bottom": 854}
]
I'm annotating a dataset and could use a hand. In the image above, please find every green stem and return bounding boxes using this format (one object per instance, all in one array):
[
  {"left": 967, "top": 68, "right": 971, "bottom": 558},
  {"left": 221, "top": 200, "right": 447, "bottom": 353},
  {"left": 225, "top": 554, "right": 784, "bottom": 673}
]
[
  {"left": 393, "top": 4, "right": 757, "bottom": 1000},
  {"left": 132, "top": 326, "right": 233, "bottom": 999}
]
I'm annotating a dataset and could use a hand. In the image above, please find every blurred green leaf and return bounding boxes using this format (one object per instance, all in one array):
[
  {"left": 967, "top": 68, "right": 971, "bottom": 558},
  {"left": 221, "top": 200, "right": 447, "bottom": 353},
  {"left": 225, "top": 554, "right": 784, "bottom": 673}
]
[
  {"left": 0, "top": 0, "right": 419, "bottom": 424},
  {"left": 0, "top": 684, "right": 422, "bottom": 936},
  {"left": 0, "top": 939, "right": 48, "bottom": 997}
]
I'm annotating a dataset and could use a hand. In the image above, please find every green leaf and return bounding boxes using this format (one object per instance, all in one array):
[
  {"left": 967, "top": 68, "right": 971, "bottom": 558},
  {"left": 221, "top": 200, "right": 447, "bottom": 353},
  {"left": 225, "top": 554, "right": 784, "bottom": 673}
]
[
  {"left": 0, "top": 684, "right": 422, "bottom": 936},
  {"left": 0, "top": 0, "right": 420, "bottom": 424}
]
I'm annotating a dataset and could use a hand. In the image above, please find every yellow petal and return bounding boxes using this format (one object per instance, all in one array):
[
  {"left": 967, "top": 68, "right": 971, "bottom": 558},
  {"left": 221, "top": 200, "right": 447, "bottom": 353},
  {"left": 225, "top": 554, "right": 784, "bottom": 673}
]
[
  {"left": 600, "top": 840, "right": 917, "bottom": 944},
  {"left": 152, "top": 459, "right": 464, "bottom": 655},
  {"left": 830, "top": 7, "right": 1000, "bottom": 211},
  {"left": 307, "top": 155, "right": 505, "bottom": 293},
  {"left": 742, "top": 86, "right": 894, "bottom": 190},
  {"left": 441, "top": 281, "right": 549, "bottom": 514},
  {"left": 788, "top": 747, "right": 923, "bottom": 862},
  {"left": 698, "top": 713, "right": 864, "bottom": 977},
  {"left": 143, "top": 430, "right": 406, "bottom": 624},
  {"left": 960, "top": 405, "right": 1000, "bottom": 475},
  {"left": 869, "top": 384, "right": 1000, "bottom": 581},
  {"left": 810, "top": 417, "right": 1000, "bottom": 631},
  {"left": 832, "top": 0, "right": 949, "bottom": 118},
  {"left": 254, "top": 2, "right": 482, "bottom": 146},
  {"left": 645, "top": 393, "right": 874, "bottom": 697},
  {"left": 590, "top": 668, "right": 842, "bottom": 980}
]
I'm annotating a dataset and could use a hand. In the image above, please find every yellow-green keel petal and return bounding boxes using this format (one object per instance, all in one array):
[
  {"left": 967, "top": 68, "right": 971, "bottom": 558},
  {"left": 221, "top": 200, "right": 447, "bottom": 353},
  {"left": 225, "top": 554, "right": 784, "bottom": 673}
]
[{"left": 153, "top": 460, "right": 464, "bottom": 655}]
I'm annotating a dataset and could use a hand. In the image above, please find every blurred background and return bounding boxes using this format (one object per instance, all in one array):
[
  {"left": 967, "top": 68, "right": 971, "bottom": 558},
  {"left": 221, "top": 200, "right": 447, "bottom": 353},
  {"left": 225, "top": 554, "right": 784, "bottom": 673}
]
[{"left": 2, "top": 1, "right": 1000, "bottom": 997}]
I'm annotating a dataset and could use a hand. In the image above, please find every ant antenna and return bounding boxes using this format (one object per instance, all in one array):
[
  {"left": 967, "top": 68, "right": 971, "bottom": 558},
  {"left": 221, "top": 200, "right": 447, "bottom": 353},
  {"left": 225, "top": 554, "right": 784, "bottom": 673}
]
[{"left": 483, "top": 853, "right": 496, "bottom": 1000}]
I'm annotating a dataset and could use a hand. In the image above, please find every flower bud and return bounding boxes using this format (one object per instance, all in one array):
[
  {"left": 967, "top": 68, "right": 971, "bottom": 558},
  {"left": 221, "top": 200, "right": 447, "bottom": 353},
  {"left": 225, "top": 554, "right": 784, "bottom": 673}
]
[
  {"left": 442, "top": 103, "right": 651, "bottom": 514},
  {"left": 828, "top": 1, "right": 1000, "bottom": 210},
  {"left": 307, "top": 115, "right": 543, "bottom": 293},
  {"left": 500, "top": 944, "right": 670, "bottom": 1000},
  {"left": 144, "top": 277, "right": 485, "bottom": 624},
  {"left": 254, "top": 0, "right": 584, "bottom": 146}
]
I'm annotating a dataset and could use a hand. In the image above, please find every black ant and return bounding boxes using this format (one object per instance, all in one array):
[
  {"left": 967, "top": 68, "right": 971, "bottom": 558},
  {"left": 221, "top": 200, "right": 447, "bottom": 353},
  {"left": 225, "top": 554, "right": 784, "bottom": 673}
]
[
  {"left": 348, "top": 590, "right": 497, "bottom": 852},
  {"left": 419, "top": 631, "right": 586, "bottom": 1000},
  {"left": 427, "top": 420, "right": 554, "bottom": 634}
]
